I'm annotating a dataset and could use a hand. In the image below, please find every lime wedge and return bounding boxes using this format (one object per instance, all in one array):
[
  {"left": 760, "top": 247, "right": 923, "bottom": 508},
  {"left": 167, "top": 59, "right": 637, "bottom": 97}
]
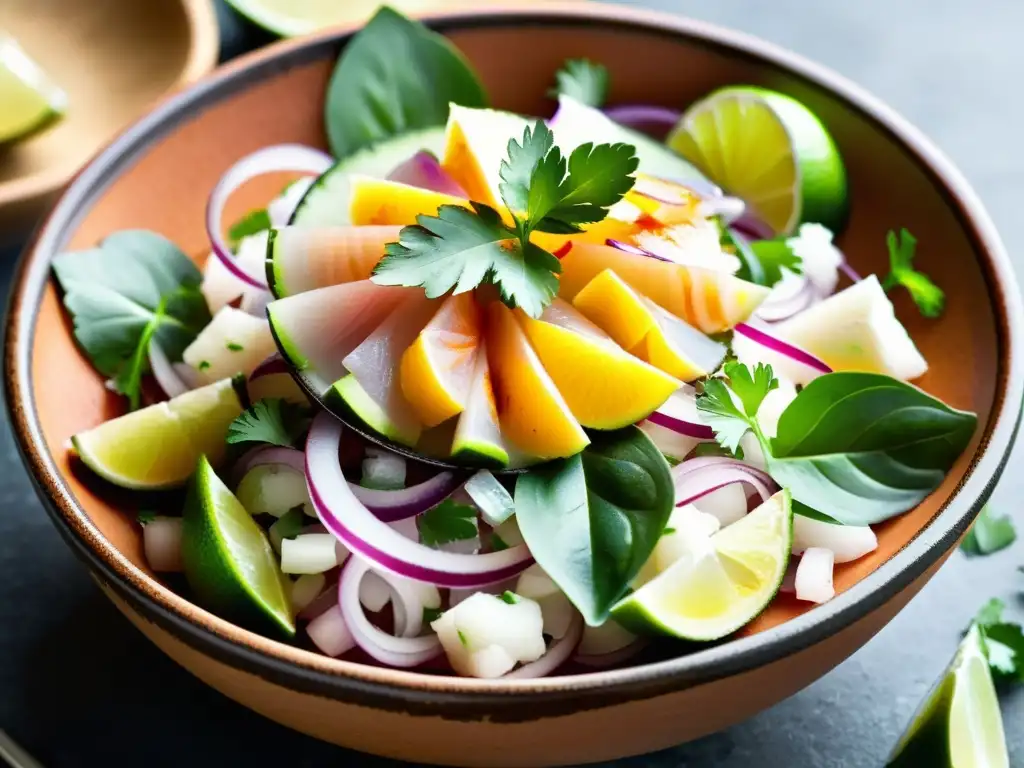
[
  {"left": 887, "top": 623, "right": 1008, "bottom": 767},
  {"left": 0, "top": 36, "right": 67, "bottom": 144},
  {"left": 224, "top": 0, "right": 449, "bottom": 37},
  {"left": 667, "top": 86, "right": 847, "bottom": 235},
  {"left": 612, "top": 489, "right": 792, "bottom": 640},
  {"left": 182, "top": 455, "right": 295, "bottom": 636},
  {"left": 71, "top": 377, "right": 245, "bottom": 490}
]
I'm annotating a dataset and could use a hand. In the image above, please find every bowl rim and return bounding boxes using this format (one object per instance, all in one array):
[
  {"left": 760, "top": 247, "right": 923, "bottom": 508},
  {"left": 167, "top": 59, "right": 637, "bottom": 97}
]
[
  {"left": 0, "top": 0, "right": 221, "bottom": 210},
  {"left": 6, "top": 1, "right": 1023, "bottom": 717}
]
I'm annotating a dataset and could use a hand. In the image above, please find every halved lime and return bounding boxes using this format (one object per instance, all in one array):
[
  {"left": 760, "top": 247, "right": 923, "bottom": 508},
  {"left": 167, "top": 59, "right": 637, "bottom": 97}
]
[
  {"left": 887, "top": 623, "right": 1008, "bottom": 767},
  {"left": 181, "top": 455, "right": 295, "bottom": 636},
  {"left": 224, "top": 0, "right": 452, "bottom": 38},
  {"left": 0, "top": 36, "right": 67, "bottom": 144},
  {"left": 667, "top": 86, "right": 848, "bottom": 235},
  {"left": 71, "top": 377, "right": 245, "bottom": 490},
  {"left": 612, "top": 489, "right": 792, "bottom": 640}
]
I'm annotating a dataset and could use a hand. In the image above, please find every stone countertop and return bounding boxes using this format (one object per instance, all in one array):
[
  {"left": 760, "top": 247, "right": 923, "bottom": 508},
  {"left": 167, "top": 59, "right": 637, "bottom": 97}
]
[{"left": 1, "top": 1, "right": 1022, "bottom": 766}]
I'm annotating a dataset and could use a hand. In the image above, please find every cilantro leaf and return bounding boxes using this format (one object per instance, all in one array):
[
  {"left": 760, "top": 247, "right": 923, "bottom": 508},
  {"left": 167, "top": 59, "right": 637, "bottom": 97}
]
[
  {"left": 696, "top": 363, "right": 778, "bottom": 453},
  {"left": 749, "top": 238, "right": 804, "bottom": 286},
  {"left": 418, "top": 499, "right": 479, "bottom": 547},
  {"left": 52, "top": 230, "right": 210, "bottom": 410},
  {"left": 499, "top": 122, "right": 556, "bottom": 219},
  {"left": 725, "top": 362, "right": 778, "bottom": 417},
  {"left": 549, "top": 59, "right": 609, "bottom": 108},
  {"left": 372, "top": 203, "right": 561, "bottom": 318},
  {"left": 961, "top": 504, "right": 1016, "bottom": 556},
  {"left": 975, "top": 598, "right": 1007, "bottom": 627},
  {"left": 532, "top": 142, "right": 638, "bottom": 233},
  {"left": 423, "top": 607, "right": 443, "bottom": 624},
  {"left": 226, "top": 398, "right": 311, "bottom": 448},
  {"left": 971, "top": 598, "right": 1024, "bottom": 682},
  {"left": 137, "top": 510, "right": 157, "bottom": 525},
  {"left": 882, "top": 229, "right": 945, "bottom": 318},
  {"left": 227, "top": 209, "right": 271, "bottom": 249}
]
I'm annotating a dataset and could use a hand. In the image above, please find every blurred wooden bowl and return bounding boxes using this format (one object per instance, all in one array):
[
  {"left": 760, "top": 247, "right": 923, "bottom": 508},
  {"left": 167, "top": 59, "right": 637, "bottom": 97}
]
[{"left": 0, "top": 0, "right": 218, "bottom": 241}]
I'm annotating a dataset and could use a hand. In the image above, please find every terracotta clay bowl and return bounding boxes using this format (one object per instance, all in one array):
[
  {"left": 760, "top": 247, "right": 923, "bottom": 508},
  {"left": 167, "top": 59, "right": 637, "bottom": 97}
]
[{"left": 6, "top": 4, "right": 1023, "bottom": 766}]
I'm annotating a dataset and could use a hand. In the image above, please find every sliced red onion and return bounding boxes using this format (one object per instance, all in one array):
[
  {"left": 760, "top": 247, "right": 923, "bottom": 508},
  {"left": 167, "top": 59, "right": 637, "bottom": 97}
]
[
  {"left": 839, "top": 262, "right": 863, "bottom": 283},
  {"left": 387, "top": 151, "right": 466, "bottom": 196},
  {"left": 338, "top": 557, "right": 442, "bottom": 667},
  {"left": 755, "top": 272, "right": 817, "bottom": 322},
  {"left": 206, "top": 144, "right": 333, "bottom": 290},
  {"left": 504, "top": 612, "right": 584, "bottom": 679},
  {"left": 240, "top": 287, "right": 272, "bottom": 317},
  {"left": 249, "top": 354, "right": 290, "bottom": 381},
  {"left": 350, "top": 472, "right": 461, "bottom": 523},
  {"left": 733, "top": 322, "right": 831, "bottom": 374},
  {"left": 575, "top": 638, "right": 649, "bottom": 668},
  {"left": 306, "top": 605, "right": 357, "bottom": 657},
  {"left": 647, "top": 387, "right": 714, "bottom": 439},
  {"left": 233, "top": 445, "right": 306, "bottom": 482},
  {"left": 730, "top": 214, "right": 775, "bottom": 241},
  {"left": 142, "top": 517, "right": 183, "bottom": 572},
  {"left": 148, "top": 340, "right": 191, "bottom": 399},
  {"left": 269, "top": 177, "right": 316, "bottom": 227},
  {"left": 605, "top": 238, "right": 672, "bottom": 263},
  {"left": 671, "top": 457, "right": 777, "bottom": 508},
  {"left": 794, "top": 547, "right": 835, "bottom": 604},
  {"left": 307, "top": 414, "right": 532, "bottom": 588},
  {"left": 172, "top": 362, "right": 201, "bottom": 389},
  {"left": 603, "top": 105, "right": 682, "bottom": 140}
]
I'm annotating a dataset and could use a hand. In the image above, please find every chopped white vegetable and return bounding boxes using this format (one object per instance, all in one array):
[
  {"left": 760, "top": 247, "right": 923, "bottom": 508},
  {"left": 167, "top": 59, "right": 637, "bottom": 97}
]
[
  {"left": 236, "top": 465, "right": 311, "bottom": 518},
  {"left": 359, "top": 570, "right": 392, "bottom": 613},
  {"left": 182, "top": 305, "right": 277, "bottom": 385},
  {"left": 268, "top": 177, "right": 315, "bottom": 227},
  {"left": 653, "top": 505, "right": 721, "bottom": 573},
  {"left": 200, "top": 231, "right": 270, "bottom": 313},
  {"left": 431, "top": 592, "right": 546, "bottom": 678},
  {"left": 635, "top": 218, "right": 741, "bottom": 273},
  {"left": 306, "top": 605, "right": 356, "bottom": 657},
  {"left": 464, "top": 470, "right": 515, "bottom": 527},
  {"left": 755, "top": 378, "right": 798, "bottom": 439},
  {"left": 787, "top": 223, "right": 843, "bottom": 297},
  {"left": 774, "top": 275, "right": 928, "bottom": 381},
  {"left": 692, "top": 483, "right": 748, "bottom": 527},
  {"left": 578, "top": 619, "right": 637, "bottom": 657},
  {"left": 280, "top": 533, "right": 348, "bottom": 575},
  {"left": 794, "top": 547, "right": 835, "bottom": 604},
  {"left": 143, "top": 516, "right": 183, "bottom": 572},
  {"left": 448, "top": 578, "right": 517, "bottom": 608},
  {"left": 793, "top": 515, "right": 877, "bottom": 563},
  {"left": 290, "top": 573, "right": 326, "bottom": 614},
  {"left": 361, "top": 448, "right": 406, "bottom": 490},
  {"left": 514, "top": 564, "right": 576, "bottom": 639}
]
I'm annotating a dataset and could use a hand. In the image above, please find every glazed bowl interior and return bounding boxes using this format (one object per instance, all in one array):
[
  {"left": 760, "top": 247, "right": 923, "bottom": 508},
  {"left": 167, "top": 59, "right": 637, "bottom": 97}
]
[{"left": 8, "top": 3, "right": 1020, "bottom": 701}]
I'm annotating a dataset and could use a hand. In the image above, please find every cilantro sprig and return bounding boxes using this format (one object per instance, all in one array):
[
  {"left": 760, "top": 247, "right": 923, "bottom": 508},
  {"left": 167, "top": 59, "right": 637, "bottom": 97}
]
[
  {"left": 971, "top": 598, "right": 1024, "bottom": 682},
  {"left": 961, "top": 505, "right": 1016, "bottom": 557},
  {"left": 549, "top": 59, "right": 609, "bottom": 108},
  {"left": 372, "top": 121, "right": 637, "bottom": 317},
  {"left": 226, "top": 398, "right": 312, "bottom": 448},
  {"left": 882, "top": 228, "right": 944, "bottom": 318},
  {"left": 698, "top": 362, "right": 778, "bottom": 453},
  {"left": 418, "top": 499, "right": 479, "bottom": 547}
]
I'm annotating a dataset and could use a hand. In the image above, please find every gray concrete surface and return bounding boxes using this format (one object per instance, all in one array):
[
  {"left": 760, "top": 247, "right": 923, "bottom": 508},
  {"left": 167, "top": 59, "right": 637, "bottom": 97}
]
[{"left": 1, "top": 1, "right": 1021, "bottom": 765}]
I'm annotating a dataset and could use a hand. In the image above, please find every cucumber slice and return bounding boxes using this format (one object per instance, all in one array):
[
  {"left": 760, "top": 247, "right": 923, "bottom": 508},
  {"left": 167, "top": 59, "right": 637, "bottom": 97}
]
[{"left": 290, "top": 127, "right": 447, "bottom": 228}]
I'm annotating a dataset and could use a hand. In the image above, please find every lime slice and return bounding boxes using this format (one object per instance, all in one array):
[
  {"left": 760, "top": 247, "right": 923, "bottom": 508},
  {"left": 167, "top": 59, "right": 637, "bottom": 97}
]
[
  {"left": 887, "top": 623, "right": 1008, "bottom": 767},
  {"left": 224, "top": 0, "right": 450, "bottom": 37},
  {"left": 0, "top": 36, "right": 67, "bottom": 144},
  {"left": 71, "top": 377, "right": 245, "bottom": 490},
  {"left": 667, "top": 86, "right": 848, "bottom": 235},
  {"left": 612, "top": 489, "right": 792, "bottom": 640},
  {"left": 181, "top": 455, "right": 295, "bottom": 636}
]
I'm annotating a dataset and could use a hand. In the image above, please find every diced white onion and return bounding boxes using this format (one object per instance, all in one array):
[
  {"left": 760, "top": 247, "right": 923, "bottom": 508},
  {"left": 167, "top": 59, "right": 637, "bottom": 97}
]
[
  {"left": 143, "top": 517, "right": 183, "bottom": 573},
  {"left": 691, "top": 483, "right": 748, "bottom": 527},
  {"left": 361, "top": 448, "right": 407, "bottom": 491},
  {"left": 463, "top": 470, "right": 515, "bottom": 527},
  {"left": 793, "top": 516, "right": 878, "bottom": 563},
  {"left": 306, "top": 605, "right": 356, "bottom": 657},
  {"left": 359, "top": 570, "right": 392, "bottom": 613},
  {"left": 281, "top": 533, "right": 348, "bottom": 575},
  {"left": 794, "top": 547, "right": 835, "bottom": 604},
  {"left": 290, "top": 573, "right": 326, "bottom": 614},
  {"left": 514, "top": 564, "right": 576, "bottom": 639}
]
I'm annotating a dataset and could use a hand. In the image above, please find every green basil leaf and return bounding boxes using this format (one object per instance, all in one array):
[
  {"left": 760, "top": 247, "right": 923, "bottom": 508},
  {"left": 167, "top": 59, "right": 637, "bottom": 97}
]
[
  {"left": 324, "top": 7, "right": 488, "bottom": 158},
  {"left": 514, "top": 427, "right": 674, "bottom": 625},
  {"left": 768, "top": 372, "right": 977, "bottom": 525}
]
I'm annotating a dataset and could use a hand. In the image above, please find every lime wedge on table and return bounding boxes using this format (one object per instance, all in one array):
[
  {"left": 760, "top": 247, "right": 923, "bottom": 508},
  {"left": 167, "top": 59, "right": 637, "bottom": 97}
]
[
  {"left": 887, "top": 623, "right": 1008, "bottom": 768},
  {"left": 0, "top": 36, "right": 67, "bottom": 144},
  {"left": 224, "top": 0, "right": 453, "bottom": 37},
  {"left": 71, "top": 377, "right": 245, "bottom": 490},
  {"left": 613, "top": 490, "right": 792, "bottom": 641},
  {"left": 182, "top": 455, "right": 295, "bottom": 636},
  {"left": 667, "top": 86, "right": 847, "bottom": 235}
]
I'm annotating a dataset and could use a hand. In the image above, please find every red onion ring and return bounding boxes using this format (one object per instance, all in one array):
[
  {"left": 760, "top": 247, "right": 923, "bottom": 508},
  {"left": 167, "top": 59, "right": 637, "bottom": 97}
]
[
  {"left": 307, "top": 414, "right": 533, "bottom": 588},
  {"left": 733, "top": 322, "right": 832, "bottom": 374},
  {"left": 646, "top": 387, "right": 714, "bottom": 439},
  {"left": 504, "top": 612, "right": 584, "bottom": 679},
  {"left": 672, "top": 456, "right": 777, "bottom": 508},
  {"left": 249, "top": 354, "right": 291, "bottom": 381},
  {"left": 603, "top": 105, "right": 682, "bottom": 140},
  {"left": 147, "top": 340, "right": 191, "bottom": 399},
  {"left": 338, "top": 557, "right": 442, "bottom": 667},
  {"left": 350, "top": 472, "right": 461, "bottom": 523},
  {"left": 387, "top": 150, "right": 466, "bottom": 196},
  {"left": 574, "top": 638, "right": 649, "bottom": 668},
  {"left": 233, "top": 445, "right": 306, "bottom": 483},
  {"left": 839, "top": 262, "right": 862, "bottom": 283},
  {"left": 755, "top": 274, "right": 817, "bottom": 322},
  {"left": 206, "top": 144, "right": 333, "bottom": 290},
  {"left": 605, "top": 238, "right": 671, "bottom": 262}
]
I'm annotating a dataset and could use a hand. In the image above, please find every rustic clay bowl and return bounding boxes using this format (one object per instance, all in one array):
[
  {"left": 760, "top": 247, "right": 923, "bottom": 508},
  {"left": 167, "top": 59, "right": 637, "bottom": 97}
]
[{"left": 6, "top": 4, "right": 1023, "bottom": 766}]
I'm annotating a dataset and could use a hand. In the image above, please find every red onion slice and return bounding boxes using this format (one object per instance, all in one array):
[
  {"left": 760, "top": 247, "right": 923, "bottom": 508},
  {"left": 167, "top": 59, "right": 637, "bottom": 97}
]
[
  {"left": 206, "top": 144, "right": 333, "bottom": 290},
  {"left": 233, "top": 445, "right": 306, "bottom": 481},
  {"left": 839, "top": 261, "right": 862, "bottom": 283},
  {"left": 504, "top": 613, "right": 584, "bottom": 679},
  {"left": 646, "top": 387, "right": 714, "bottom": 440},
  {"left": 307, "top": 414, "right": 532, "bottom": 588},
  {"left": 603, "top": 105, "right": 682, "bottom": 140},
  {"left": 249, "top": 354, "right": 291, "bottom": 381},
  {"left": 733, "top": 322, "right": 831, "bottom": 374},
  {"left": 147, "top": 340, "right": 192, "bottom": 399},
  {"left": 672, "top": 456, "right": 778, "bottom": 508},
  {"left": 387, "top": 151, "right": 466, "bottom": 196},
  {"left": 755, "top": 272, "right": 817, "bottom": 322},
  {"left": 605, "top": 238, "right": 672, "bottom": 263},
  {"left": 351, "top": 472, "right": 461, "bottom": 523},
  {"left": 338, "top": 557, "right": 442, "bottom": 667}
]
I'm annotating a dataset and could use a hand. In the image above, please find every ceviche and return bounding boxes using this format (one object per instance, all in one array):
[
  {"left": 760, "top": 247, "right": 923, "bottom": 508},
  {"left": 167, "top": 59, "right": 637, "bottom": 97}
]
[{"left": 54, "top": 7, "right": 976, "bottom": 679}]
